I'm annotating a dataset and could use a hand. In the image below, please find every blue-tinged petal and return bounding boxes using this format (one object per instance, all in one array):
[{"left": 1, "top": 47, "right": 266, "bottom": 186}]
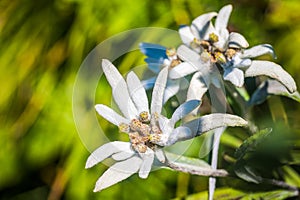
[
  {"left": 215, "top": 5, "right": 232, "bottom": 34},
  {"left": 142, "top": 77, "right": 156, "bottom": 90},
  {"left": 151, "top": 67, "right": 168, "bottom": 114},
  {"left": 163, "top": 79, "right": 181, "bottom": 104},
  {"left": 233, "top": 57, "right": 252, "bottom": 68},
  {"left": 170, "top": 100, "right": 201, "bottom": 128},
  {"left": 166, "top": 126, "right": 192, "bottom": 146},
  {"left": 127, "top": 72, "right": 149, "bottom": 114},
  {"left": 187, "top": 72, "right": 208, "bottom": 101},
  {"left": 102, "top": 59, "right": 138, "bottom": 119},
  {"left": 245, "top": 60, "right": 297, "bottom": 93},
  {"left": 223, "top": 67, "right": 244, "bottom": 87},
  {"left": 95, "top": 104, "right": 130, "bottom": 126},
  {"left": 240, "top": 44, "right": 276, "bottom": 59},
  {"left": 144, "top": 57, "right": 164, "bottom": 73},
  {"left": 191, "top": 12, "right": 218, "bottom": 39},
  {"left": 93, "top": 156, "right": 142, "bottom": 192},
  {"left": 179, "top": 25, "right": 196, "bottom": 45},
  {"left": 139, "top": 42, "right": 167, "bottom": 60},
  {"left": 139, "top": 148, "right": 155, "bottom": 179},
  {"left": 86, "top": 141, "right": 132, "bottom": 169},
  {"left": 228, "top": 32, "right": 249, "bottom": 48}
]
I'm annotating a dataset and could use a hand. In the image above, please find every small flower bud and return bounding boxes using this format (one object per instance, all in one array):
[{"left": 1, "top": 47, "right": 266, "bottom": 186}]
[
  {"left": 225, "top": 48, "right": 237, "bottom": 59},
  {"left": 139, "top": 111, "right": 149, "bottom": 123},
  {"left": 149, "top": 134, "right": 161, "bottom": 143},
  {"left": 209, "top": 33, "right": 219, "bottom": 43},
  {"left": 166, "top": 48, "right": 176, "bottom": 57},
  {"left": 214, "top": 52, "right": 226, "bottom": 63},
  {"left": 118, "top": 123, "right": 129, "bottom": 133},
  {"left": 130, "top": 119, "right": 142, "bottom": 131}
]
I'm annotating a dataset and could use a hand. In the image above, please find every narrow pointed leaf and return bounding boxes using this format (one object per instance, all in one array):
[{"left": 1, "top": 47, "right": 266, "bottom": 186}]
[
  {"left": 86, "top": 141, "right": 131, "bottom": 168},
  {"left": 127, "top": 71, "right": 149, "bottom": 114},
  {"left": 151, "top": 67, "right": 168, "bottom": 114},
  {"left": 95, "top": 104, "right": 130, "bottom": 126},
  {"left": 241, "top": 44, "right": 276, "bottom": 59},
  {"left": 102, "top": 59, "right": 138, "bottom": 119},
  {"left": 93, "top": 156, "right": 142, "bottom": 192},
  {"left": 245, "top": 60, "right": 297, "bottom": 93}
]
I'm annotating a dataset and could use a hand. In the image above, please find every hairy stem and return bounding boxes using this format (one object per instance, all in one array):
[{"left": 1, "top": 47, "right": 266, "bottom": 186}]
[{"left": 165, "top": 159, "right": 229, "bottom": 177}]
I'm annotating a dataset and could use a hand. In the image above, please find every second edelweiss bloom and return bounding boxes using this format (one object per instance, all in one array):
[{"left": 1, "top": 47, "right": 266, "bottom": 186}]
[{"left": 86, "top": 59, "right": 199, "bottom": 192}]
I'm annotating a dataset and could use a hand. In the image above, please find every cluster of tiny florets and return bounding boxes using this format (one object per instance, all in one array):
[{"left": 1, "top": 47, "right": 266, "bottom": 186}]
[
  {"left": 191, "top": 32, "right": 238, "bottom": 65},
  {"left": 119, "top": 112, "right": 163, "bottom": 153}
]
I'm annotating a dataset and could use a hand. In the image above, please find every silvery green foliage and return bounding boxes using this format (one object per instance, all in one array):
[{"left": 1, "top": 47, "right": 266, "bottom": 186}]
[{"left": 86, "top": 59, "right": 247, "bottom": 192}]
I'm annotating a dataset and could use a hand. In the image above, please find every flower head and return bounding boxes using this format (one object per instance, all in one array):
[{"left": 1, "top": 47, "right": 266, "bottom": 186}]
[{"left": 86, "top": 59, "right": 200, "bottom": 191}]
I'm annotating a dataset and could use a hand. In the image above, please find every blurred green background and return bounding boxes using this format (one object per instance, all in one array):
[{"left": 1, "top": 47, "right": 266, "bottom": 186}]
[{"left": 0, "top": 0, "right": 300, "bottom": 199}]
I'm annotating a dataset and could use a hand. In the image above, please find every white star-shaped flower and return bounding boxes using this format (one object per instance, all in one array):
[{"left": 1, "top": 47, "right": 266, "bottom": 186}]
[{"left": 86, "top": 59, "right": 200, "bottom": 192}]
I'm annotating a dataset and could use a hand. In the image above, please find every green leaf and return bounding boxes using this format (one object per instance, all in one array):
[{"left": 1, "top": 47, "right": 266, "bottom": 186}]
[
  {"left": 235, "top": 128, "right": 272, "bottom": 160},
  {"left": 174, "top": 187, "right": 298, "bottom": 200}
]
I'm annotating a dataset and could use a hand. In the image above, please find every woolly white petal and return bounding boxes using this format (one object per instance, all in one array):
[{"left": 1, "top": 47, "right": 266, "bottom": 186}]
[
  {"left": 151, "top": 67, "right": 168, "bottom": 114},
  {"left": 223, "top": 68, "right": 244, "bottom": 87},
  {"left": 245, "top": 60, "right": 297, "bottom": 93},
  {"left": 192, "top": 12, "right": 218, "bottom": 39},
  {"left": 93, "top": 156, "right": 142, "bottom": 192},
  {"left": 111, "top": 151, "right": 135, "bottom": 161},
  {"left": 228, "top": 32, "right": 249, "bottom": 48},
  {"left": 139, "top": 148, "right": 155, "bottom": 179},
  {"left": 163, "top": 79, "right": 181, "bottom": 104},
  {"left": 127, "top": 71, "right": 149, "bottom": 114},
  {"left": 241, "top": 44, "right": 276, "bottom": 59},
  {"left": 179, "top": 26, "right": 196, "bottom": 45},
  {"left": 102, "top": 59, "right": 138, "bottom": 119},
  {"left": 86, "top": 141, "right": 132, "bottom": 169},
  {"left": 141, "top": 77, "right": 156, "bottom": 90},
  {"left": 215, "top": 5, "right": 232, "bottom": 34},
  {"left": 168, "top": 61, "right": 198, "bottom": 79},
  {"left": 187, "top": 72, "right": 208, "bottom": 101},
  {"left": 95, "top": 104, "right": 130, "bottom": 126},
  {"left": 166, "top": 126, "right": 192, "bottom": 146},
  {"left": 170, "top": 100, "right": 201, "bottom": 127}
]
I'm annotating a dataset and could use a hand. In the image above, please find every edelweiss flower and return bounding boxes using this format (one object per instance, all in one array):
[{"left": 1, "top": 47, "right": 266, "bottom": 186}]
[
  {"left": 171, "top": 4, "right": 296, "bottom": 102},
  {"left": 86, "top": 59, "right": 200, "bottom": 192},
  {"left": 139, "top": 42, "right": 191, "bottom": 103}
]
